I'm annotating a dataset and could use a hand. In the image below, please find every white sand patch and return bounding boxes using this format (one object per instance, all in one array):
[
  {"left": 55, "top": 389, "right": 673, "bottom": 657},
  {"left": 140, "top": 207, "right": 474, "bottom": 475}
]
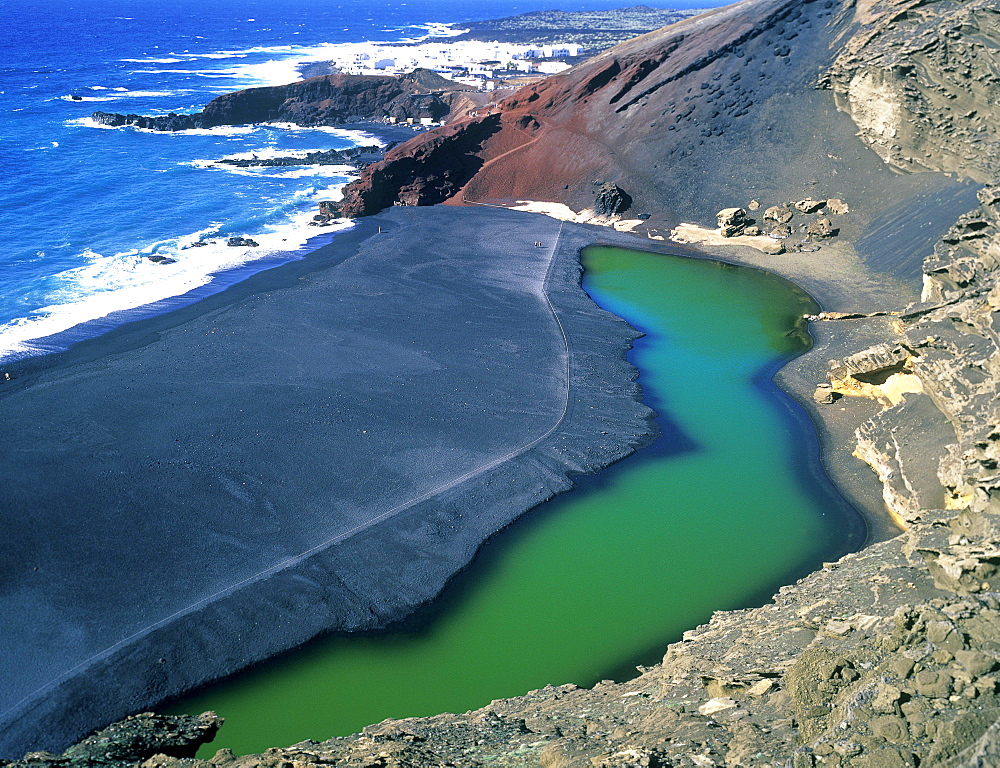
[
  {"left": 670, "top": 223, "right": 786, "bottom": 255},
  {"left": 507, "top": 200, "right": 590, "bottom": 222},
  {"left": 613, "top": 219, "right": 644, "bottom": 232}
]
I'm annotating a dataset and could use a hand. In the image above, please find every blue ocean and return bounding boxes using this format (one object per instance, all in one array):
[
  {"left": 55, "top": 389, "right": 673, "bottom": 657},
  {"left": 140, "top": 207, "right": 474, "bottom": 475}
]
[{"left": 0, "top": 0, "right": 708, "bottom": 363}]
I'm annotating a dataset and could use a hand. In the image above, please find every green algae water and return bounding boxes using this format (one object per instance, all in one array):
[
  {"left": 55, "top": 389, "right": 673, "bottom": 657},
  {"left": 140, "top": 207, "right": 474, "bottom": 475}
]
[{"left": 168, "top": 246, "right": 863, "bottom": 753}]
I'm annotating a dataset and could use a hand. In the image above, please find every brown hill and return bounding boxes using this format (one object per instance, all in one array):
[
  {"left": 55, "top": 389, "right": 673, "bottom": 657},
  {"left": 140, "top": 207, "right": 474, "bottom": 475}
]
[{"left": 339, "top": 0, "right": 999, "bottom": 233}]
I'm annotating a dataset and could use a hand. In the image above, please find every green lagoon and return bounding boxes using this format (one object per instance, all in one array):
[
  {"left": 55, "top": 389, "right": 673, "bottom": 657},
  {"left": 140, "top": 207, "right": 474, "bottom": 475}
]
[{"left": 169, "top": 245, "right": 864, "bottom": 753}]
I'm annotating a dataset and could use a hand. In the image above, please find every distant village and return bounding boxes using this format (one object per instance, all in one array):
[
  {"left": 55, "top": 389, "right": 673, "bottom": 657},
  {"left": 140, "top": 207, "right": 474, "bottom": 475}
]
[{"left": 326, "top": 39, "right": 582, "bottom": 92}]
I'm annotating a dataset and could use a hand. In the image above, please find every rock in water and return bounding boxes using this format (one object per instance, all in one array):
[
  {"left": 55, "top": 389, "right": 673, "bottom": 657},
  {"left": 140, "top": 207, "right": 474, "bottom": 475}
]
[
  {"left": 226, "top": 236, "right": 259, "bottom": 247},
  {"left": 594, "top": 183, "right": 632, "bottom": 216}
]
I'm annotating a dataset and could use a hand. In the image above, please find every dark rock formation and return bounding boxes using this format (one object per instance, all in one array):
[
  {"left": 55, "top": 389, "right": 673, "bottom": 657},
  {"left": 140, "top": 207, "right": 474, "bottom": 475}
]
[
  {"left": 226, "top": 237, "right": 258, "bottom": 247},
  {"left": 2, "top": 713, "right": 221, "bottom": 768},
  {"left": 92, "top": 70, "right": 476, "bottom": 131},
  {"left": 594, "top": 183, "right": 632, "bottom": 216},
  {"left": 218, "top": 146, "right": 383, "bottom": 168},
  {"left": 337, "top": 114, "right": 503, "bottom": 217}
]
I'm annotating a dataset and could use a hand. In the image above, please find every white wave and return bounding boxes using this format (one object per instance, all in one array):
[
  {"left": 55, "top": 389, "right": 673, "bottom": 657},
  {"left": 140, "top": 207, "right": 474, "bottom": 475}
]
[
  {"left": 60, "top": 90, "right": 185, "bottom": 102},
  {"left": 58, "top": 95, "right": 118, "bottom": 102},
  {"left": 219, "top": 147, "right": 319, "bottom": 161},
  {"left": 120, "top": 57, "right": 191, "bottom": 63},
  {"left": 192, "top": 161, "right": 355, "bottom": 179},
  {"left": 0, "top": 217, "right": 354, "bottom": 363},
  {"left": 262, "top": 123, "right": 384, "bottom": 145},
  {"left": 65, "top": 117, "right": 264, "bottom": 136},
  {"left": 403, "top": 22, "right": 464, "bottom": 40},
  {"left": 66, "top": 117, "right": 377, "bottom": 143},
  {"left": 65, "top": 117, "right": 120, "bottom": 130}
]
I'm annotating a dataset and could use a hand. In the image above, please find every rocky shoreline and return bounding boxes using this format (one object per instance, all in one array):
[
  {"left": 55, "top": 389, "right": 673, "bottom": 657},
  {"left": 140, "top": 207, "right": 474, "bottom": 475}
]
[{"left": 91, "top": 70, "right": 480, "bottom": 131}]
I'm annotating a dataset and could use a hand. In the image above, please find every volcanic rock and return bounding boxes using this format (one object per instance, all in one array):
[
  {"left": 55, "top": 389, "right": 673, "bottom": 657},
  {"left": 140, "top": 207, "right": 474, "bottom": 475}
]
[
  {"left": 92, "top": 70, "right": 477, "bottom": 131},
  {"left": 3, "top": 713, "right": 221, "bottom": 768},
  {"left": 763, "top": 204, "right": 794, "bottom": 224},
  {"left": 716, "top": 207, "right": 749, "bottom": 237},
  {"left": 803, "top": 217, "right": 838, "bottom": 239},
  {"left": 594, "top": 183, "right": 633, "bottom": 216},
  {"left": 226, "top": 237, "right": 258, "bottom": 247},
  {"left": 793, "top": 198, "right": 826, "bottom": 214},
  {"left": 826, "top": 198, "right": 850, "bottom": 215}
]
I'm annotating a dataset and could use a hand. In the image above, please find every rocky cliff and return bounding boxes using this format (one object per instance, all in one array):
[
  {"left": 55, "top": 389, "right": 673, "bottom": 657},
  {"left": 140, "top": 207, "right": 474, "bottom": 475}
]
[
  {"left": 92, "top": 70, "right": 476, "bottom": 131},
  {"left": 43, "top": 0, "right": 1000, "bottom": 766}
]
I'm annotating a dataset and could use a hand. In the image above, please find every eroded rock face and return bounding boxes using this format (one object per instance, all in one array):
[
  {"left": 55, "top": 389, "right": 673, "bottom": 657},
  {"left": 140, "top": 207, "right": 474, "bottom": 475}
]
[{"left": 825, "top": 1, "right": 1000, "bottom": 182}]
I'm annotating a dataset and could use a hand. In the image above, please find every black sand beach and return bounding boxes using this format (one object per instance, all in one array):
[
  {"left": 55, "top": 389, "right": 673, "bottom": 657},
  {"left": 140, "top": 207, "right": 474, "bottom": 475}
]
[{"left": 0, "top": 206, "right": 656, "bottom": 757}]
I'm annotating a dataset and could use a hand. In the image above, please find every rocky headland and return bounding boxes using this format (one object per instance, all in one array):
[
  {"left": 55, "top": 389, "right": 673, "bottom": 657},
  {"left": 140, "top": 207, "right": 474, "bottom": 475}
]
[
  {"left": 24, "top": 0, "right": 1000, "bottom": 766},
  {"left": 91, "top": 69, "right": 481, "bottom": 131}
]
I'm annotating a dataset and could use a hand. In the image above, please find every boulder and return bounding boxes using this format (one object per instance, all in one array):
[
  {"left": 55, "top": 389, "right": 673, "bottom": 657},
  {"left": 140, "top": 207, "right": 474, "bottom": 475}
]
[
  {"left": 813, "top": 384, "right": 838, "bottom": 404},
  {"left": 794, "top": 198, "right": 827, "bottom": 214},
  {"left": 826, "top": 198, "right": 850, "bottom": 215},
  {"left": 763, "top": 205, "right": 793, "bottom": 224},
  {"left": 226, "top": 236, "right": 259, "bottom": 247},
  {"left": 716, "top": 207, "right": 749, "bottom": 237},
  {"left": 594, "top": 183, "right": 633, "bottom": 216},
  {"left": 804, "top": 217, "right": 838, "bottom": 239}
]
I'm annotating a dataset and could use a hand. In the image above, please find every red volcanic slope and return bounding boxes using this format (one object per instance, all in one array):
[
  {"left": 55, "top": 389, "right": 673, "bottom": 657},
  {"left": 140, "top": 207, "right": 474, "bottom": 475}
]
[{"left": 339, "top": 0, "right": 875, "bottom": 222}]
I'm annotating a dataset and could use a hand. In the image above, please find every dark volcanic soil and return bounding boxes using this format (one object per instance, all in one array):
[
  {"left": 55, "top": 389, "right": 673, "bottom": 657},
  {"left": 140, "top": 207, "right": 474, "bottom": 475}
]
[{"left": 0, "top": 207, "right": 655, "bottom": 758}]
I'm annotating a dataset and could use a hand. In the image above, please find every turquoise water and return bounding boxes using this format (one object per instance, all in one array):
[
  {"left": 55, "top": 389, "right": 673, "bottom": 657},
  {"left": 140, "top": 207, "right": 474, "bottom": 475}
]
[{"left": 168, "top": 245, "right": 863, "bottom": 753}]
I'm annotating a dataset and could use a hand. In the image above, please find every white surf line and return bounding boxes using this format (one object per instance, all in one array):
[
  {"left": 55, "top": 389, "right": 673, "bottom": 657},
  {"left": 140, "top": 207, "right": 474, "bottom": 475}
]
[{"left": 2, "top": 219, "right": 571, "bottom": 723}]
